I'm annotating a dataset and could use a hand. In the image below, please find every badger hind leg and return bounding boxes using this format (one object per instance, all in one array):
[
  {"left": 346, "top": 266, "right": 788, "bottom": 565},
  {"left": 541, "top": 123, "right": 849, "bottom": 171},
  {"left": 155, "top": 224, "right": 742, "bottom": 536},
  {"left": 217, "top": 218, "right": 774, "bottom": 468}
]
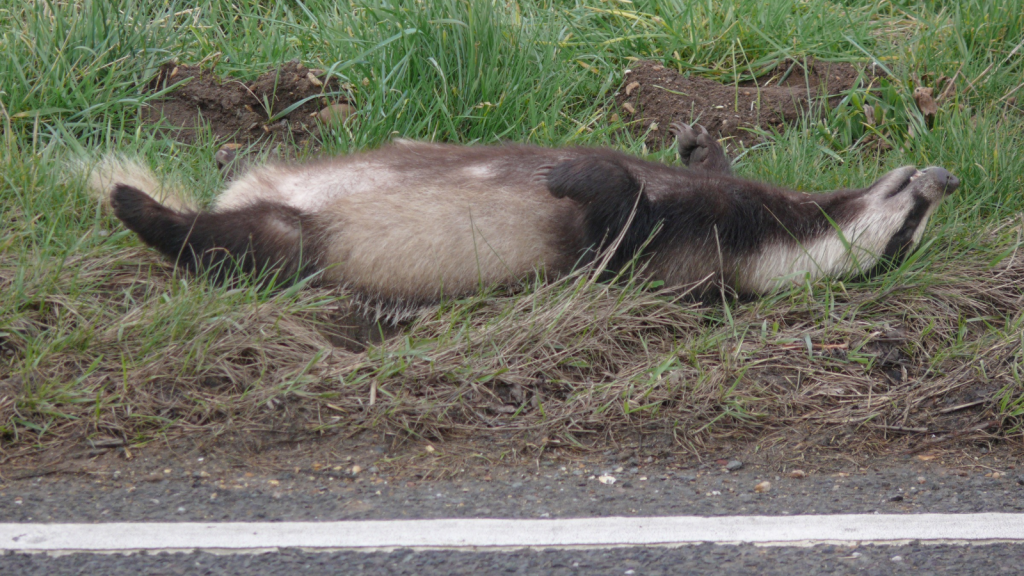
[
  {"left": 671, "top": 122, "right": 731, "bottom": 174},
  {"left": 110, "top": 184, "right": 322, "bottom": 284}
]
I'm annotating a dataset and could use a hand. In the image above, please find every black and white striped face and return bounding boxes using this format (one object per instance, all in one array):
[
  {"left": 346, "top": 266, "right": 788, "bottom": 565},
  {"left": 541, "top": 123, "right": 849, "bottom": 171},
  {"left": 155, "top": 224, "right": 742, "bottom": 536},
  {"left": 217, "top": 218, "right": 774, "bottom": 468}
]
[
  {"left": 859, "top": 165, "right": 959, "bottom": 262},
  {"left": 743, "top": 165, "right": 958, "bottom": 292}
]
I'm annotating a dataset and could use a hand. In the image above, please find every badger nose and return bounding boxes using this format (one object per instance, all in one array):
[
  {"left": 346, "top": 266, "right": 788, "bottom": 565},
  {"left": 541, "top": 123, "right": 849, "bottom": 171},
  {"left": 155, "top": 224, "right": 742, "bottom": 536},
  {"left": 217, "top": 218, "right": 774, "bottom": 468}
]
[{"left": 927, "top": 167, "right": 959, "bottom": 195}]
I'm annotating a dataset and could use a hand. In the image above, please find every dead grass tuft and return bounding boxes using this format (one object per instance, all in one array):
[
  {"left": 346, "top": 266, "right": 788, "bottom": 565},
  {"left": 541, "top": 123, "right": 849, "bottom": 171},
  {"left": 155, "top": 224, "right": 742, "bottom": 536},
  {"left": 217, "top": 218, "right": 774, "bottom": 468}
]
[{"left": 2, "top": 223, "right": 1023, "bottom": 460}]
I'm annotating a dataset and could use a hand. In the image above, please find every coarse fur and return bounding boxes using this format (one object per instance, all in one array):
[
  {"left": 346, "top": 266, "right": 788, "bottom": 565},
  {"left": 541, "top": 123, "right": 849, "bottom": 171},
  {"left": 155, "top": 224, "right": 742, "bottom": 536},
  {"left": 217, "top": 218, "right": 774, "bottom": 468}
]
[{"left": 88, "top": 124, "right": 959, "bottom": 308}]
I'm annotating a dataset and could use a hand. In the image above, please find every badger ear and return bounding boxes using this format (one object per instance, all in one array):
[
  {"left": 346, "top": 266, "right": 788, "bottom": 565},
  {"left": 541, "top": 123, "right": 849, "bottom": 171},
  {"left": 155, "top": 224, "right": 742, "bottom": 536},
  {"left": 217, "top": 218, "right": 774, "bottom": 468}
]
[{"left": 544, "top": 156, "right": 642, "bottom": 204}]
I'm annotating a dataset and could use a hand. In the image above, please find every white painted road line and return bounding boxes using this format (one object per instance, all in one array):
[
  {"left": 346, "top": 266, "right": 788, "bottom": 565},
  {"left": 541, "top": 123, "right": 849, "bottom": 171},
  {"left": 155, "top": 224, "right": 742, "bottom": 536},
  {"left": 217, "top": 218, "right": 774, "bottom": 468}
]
[{"left": 3, "top": 514, "right": 1024, "bottom": 552}]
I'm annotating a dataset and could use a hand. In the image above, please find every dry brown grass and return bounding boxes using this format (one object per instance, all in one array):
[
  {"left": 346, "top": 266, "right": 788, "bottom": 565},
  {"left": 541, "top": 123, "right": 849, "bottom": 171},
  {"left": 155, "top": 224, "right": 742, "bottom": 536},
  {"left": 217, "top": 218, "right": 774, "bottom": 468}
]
[{"left": 1, "top": 220, "right": 1023, "bottom": 462}]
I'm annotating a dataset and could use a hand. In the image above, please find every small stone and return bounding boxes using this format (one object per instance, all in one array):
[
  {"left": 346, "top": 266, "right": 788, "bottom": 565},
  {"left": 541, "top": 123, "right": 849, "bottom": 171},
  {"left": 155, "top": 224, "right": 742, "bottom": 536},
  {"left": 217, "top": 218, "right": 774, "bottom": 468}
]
[
  {"left": 787, "top": 470, "right": 806, "bottom": 479},
  {"left": 754, "top": 481, "right": 771, "bottom": 493},
  {"left": 725, "top": 460, "right": 743, "bottom": 472},
  {"left": 425, "top": 445, "right": 435, "bottom": 453},
  {"left": 621, "top": 102, "right": 635, "bottom": 114},
  {"left": 215, "top": 143, "right": 242, "bottom": 169},
  {"left": 598, "top": 475, "right": 616, "bottom": 485},
  {"left": 891, "top": 556, "right": 903, "bottom": 562},
  {"left": 677, "top": 474, "right": 697, "bottom": 482},
  {"left": 317, "top": 103, "right": 355, "bottom": 125},
  {"left": 889, "top": 494, "right": 904, "bottom": 502},
  {"left": 351, "top": 465, "right": 362, "bottom": 474},
  {"left": 609, "top": 113, "right": 620, "bottom": 123},
  {"left": 1016, "top": 475, "right": 1024, "bottom": 485},
  {"left": 176, "top": 507, "right": 187, "bottom": 514},
  {"left": 917, "top": 476, "right": 926, "bottom": 484}
]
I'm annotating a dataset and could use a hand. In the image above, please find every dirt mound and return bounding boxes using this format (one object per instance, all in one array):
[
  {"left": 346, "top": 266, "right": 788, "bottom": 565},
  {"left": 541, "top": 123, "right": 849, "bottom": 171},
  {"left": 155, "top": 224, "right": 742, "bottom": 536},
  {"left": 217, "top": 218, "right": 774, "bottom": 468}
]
[
  {"left": 616, "top": 59, "right": 873, "bottom": 150},
  {"left": 143, "top": 60, "right": 347, "bottom": 145}
]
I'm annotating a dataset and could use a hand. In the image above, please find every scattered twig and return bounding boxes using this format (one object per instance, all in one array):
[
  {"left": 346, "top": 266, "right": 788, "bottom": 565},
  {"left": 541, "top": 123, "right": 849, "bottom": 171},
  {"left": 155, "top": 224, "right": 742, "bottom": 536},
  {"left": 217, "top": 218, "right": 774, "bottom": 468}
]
[{"left": 938, "top": 400, "right": 987, "bottom": 414}]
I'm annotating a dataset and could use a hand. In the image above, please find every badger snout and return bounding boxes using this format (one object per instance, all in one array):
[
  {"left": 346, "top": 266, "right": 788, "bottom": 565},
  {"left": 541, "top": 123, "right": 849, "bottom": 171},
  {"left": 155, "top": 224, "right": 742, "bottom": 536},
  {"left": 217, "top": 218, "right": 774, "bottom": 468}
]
[{"left": 921, "top": 167, "right": 959, "bottom": 195}]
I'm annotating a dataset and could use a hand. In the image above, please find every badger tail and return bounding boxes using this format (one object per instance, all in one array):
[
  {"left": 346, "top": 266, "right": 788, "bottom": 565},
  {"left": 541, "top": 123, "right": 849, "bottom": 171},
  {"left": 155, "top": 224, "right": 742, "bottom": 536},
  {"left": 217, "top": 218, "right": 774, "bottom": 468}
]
[{"left": 80, "top": 154, "right": 195, "bottom": 213}]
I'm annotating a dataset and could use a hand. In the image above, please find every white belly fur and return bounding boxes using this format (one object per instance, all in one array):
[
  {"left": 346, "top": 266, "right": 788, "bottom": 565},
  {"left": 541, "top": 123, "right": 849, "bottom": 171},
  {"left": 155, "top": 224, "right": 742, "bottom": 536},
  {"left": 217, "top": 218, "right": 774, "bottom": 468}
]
[{"left": 212, "top": 144, "right": 580, "bottom": 301}]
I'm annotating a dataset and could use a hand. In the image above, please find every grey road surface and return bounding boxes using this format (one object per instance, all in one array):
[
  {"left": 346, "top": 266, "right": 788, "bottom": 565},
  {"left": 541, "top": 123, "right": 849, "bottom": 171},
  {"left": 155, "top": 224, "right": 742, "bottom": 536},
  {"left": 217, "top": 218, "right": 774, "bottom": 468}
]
[
  {"left": 3, "top": 461, "right": 1022, "bottom": 523},
  {"left": 3, "top": 543, "right": 1023, "bottom": 575}
]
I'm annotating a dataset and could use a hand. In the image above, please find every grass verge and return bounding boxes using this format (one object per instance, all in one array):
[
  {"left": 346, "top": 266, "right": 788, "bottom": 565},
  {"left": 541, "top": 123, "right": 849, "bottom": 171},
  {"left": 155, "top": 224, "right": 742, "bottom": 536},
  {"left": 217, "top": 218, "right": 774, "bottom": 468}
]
[{"left": 1, "top": 0, "right": 1023, "bottom": 460}]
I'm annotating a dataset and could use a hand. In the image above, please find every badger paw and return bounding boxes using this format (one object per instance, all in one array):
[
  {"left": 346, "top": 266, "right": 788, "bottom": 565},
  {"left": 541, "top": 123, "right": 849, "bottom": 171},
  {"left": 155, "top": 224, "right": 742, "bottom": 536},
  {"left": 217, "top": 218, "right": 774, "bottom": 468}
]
[
  {"left": 671, "top": 122, "right": 731, "bottom": 174},
  {"left": 109, "top": 184, "right": 190, "bottom": 244},
  {"left": 544, "top": 157, "right": 641, "bottom": 205}
]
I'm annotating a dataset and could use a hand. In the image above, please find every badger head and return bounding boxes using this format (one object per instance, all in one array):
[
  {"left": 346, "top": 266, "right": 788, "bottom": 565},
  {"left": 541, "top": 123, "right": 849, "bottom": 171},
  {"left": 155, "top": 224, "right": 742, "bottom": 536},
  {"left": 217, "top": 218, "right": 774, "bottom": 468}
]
[
  {"left": 745, "top": 165, "right": 959, "bottom": 293},
  {"left": 852, "top": 165, "right": 959, "bottom": 266}
]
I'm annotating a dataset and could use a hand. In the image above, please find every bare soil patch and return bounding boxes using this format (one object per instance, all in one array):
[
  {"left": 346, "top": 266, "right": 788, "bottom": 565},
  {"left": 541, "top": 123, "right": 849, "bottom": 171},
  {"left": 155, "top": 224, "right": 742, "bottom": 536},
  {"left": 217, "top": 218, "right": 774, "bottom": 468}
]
[
  {"left": 142, "top": 60, "right": 347, "bottom": 145},
  {"left": 616, "top": 59, "right": 875, "bottom": 150}
]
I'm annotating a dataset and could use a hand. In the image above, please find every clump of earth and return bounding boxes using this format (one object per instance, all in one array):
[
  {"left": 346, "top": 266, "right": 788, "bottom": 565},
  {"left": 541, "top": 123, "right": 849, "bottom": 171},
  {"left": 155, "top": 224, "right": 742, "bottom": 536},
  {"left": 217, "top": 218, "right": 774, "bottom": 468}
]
[
  {"left": 616, "top": 58, "right": 878, "bottom": 150},
  {"left": 142, "top": 59, "right": 351, "bottom": 145}
]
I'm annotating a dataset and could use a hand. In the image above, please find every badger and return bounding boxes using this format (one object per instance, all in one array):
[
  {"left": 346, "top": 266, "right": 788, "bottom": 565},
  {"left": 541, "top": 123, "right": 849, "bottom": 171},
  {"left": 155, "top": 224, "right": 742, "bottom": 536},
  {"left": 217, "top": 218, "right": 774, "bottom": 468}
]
[{"left": 89, "top": 122, "right": 959, "bottom": 307}]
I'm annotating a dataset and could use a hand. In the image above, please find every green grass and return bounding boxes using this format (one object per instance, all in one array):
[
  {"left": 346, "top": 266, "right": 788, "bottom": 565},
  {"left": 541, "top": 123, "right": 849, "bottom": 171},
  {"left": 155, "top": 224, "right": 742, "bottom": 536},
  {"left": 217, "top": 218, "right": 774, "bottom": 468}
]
[{"left": 1, "top": 0, "right": 1023, "bottom": 456}]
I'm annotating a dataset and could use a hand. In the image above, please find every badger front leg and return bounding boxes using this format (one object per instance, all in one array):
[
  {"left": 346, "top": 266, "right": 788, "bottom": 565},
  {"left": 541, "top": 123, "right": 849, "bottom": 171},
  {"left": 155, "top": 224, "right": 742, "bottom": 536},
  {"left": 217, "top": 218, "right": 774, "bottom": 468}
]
[
  {"left": 671, "top": 122, "right": 731, "bottom": 174},
  {"left": 544, "top": 156, "right": 659, "bottom": 270},
  {"left": 109, "top": 184, "right": 321, "bottom": 284}
]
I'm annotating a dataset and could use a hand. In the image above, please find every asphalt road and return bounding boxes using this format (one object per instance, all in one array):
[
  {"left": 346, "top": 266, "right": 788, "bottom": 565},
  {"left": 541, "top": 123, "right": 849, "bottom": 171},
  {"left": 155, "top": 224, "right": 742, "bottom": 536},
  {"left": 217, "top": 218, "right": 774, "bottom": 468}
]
[
  {"left": 3, "top": 460, "right": 1023, "bottom": 523},
  {"left": 3, "top": 448, "right": 1023, "bottom": 573},
  {"left": 3, "top": 543, "right": 1023, "bottom": 575}
]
